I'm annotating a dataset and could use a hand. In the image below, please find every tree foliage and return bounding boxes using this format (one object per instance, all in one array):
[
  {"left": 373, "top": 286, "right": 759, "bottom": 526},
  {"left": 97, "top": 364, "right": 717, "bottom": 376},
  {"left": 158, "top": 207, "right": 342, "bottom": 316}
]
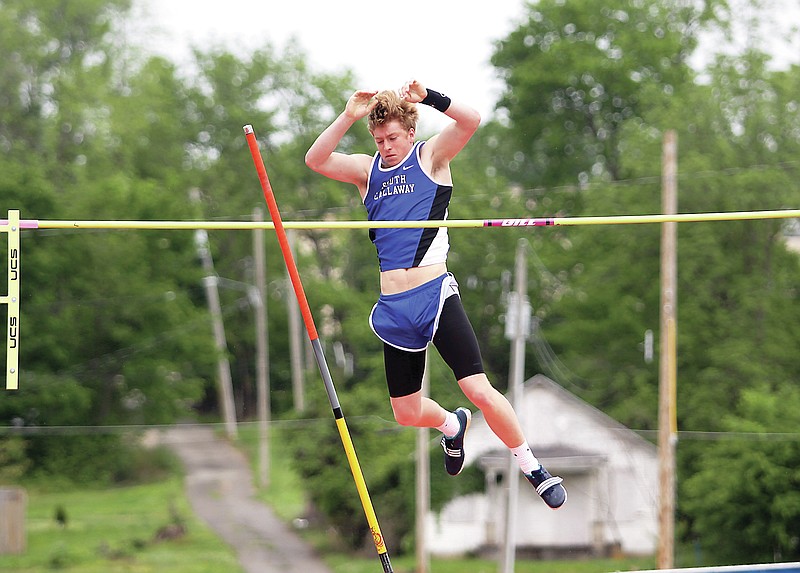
[
  {"left": 483, "top": 0, "right": 800, "bottom": 563},
  {"left": 683, "top": 383, "right": 800, "bottom": 562},
  {"left": 491, "top": 0, "right": 716, "bottom": 186}
]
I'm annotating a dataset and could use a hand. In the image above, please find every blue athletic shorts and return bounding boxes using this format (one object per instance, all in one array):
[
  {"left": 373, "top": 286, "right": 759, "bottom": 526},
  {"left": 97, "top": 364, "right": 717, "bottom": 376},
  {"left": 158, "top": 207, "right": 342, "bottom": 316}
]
[{"left": 369, "top": 273, "right": 459, "bottom": 352}]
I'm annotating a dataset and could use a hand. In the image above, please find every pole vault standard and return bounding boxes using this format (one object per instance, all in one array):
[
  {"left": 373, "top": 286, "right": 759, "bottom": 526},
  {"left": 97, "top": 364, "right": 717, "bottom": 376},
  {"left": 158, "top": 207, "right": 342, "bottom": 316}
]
[
  {"left": 242, "top": 125, "right": 393, "bottom": 573},
  {"left": 11, "top": 208, "right": 800, "bottom": 230},
  {"left": 1, "top": 210, "right": 20, "bottom": 390}
]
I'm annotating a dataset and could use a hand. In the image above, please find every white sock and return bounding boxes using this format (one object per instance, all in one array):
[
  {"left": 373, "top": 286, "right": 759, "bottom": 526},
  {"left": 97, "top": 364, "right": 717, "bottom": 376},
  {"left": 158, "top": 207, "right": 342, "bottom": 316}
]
[
  {"left": 436, "top": 411, "right": 461, "bottom": 438},
  {"left": 511, "top": 442, "right": 540, "bottom": 475}
]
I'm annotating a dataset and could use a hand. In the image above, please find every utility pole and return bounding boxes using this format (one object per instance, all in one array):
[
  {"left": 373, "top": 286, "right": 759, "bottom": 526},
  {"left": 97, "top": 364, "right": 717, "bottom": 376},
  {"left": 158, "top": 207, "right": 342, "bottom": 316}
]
[
  {"left": 253, "top": 207, "right": 271, "bottom": 488},
  {"left": 415, "top": 351, "right": 431, "bottom": 573},
  {"left": 285, "top": 230, "right": 306, "bottom": 412},
  {"left": 194, "top": 229, "right": 238, "bottom": 439},
  {"left": 657, "top": 130, "right": 678, "bottom": 569},
  {"left": 501, "top": 239, "right": 531, "bottom": 573}
]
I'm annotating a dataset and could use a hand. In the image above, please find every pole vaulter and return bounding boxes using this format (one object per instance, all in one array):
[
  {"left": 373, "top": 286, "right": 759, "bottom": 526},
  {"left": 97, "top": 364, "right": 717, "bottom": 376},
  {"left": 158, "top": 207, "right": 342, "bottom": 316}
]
[{"left": 243, "top": 125, "right": 393, "bottom": 573}]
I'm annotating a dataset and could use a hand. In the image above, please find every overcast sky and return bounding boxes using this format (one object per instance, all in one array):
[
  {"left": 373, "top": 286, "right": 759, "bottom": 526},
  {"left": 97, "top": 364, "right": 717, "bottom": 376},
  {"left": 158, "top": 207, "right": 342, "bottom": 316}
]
[
  {"left": 129, "top": 0, "right": 799, "bottom": 130},
  {"left": 128, "top": 0, "right": 526, "bottom": 130}
]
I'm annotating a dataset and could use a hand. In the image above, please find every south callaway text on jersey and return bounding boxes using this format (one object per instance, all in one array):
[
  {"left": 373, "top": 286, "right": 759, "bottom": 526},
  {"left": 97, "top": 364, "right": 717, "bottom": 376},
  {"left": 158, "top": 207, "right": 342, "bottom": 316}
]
[{"left": 364, "top": 141, "right": 452, "bottom": 271}]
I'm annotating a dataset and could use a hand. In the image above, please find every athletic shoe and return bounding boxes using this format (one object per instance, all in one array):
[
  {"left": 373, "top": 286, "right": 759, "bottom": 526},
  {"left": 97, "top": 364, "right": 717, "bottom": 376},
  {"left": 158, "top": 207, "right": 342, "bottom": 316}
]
[
  {"left": 440, "top": 407, "right": 472, "bottom": 476},
  {"left": 525, "top": 465, "right": 567, "bottom": 509}
]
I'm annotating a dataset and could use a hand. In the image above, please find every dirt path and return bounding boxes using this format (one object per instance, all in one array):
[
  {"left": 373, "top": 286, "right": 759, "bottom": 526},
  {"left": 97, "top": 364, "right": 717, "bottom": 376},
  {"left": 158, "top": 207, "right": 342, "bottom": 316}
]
[{"left": 159, "top": 425, "right": 333, "bottom": 573}]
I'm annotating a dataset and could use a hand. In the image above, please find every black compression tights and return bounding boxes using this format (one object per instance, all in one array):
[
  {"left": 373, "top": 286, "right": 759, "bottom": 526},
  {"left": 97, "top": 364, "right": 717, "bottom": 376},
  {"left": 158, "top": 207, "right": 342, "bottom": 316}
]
[{"left": 383, "top": 295, "right": 485, "bottom": 398}]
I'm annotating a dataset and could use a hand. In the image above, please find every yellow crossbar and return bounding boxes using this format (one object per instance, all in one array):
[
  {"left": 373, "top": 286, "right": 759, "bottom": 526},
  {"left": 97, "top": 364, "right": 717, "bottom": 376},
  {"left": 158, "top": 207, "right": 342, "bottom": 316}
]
[{"left": 18, "top": 208, "right": 800, "bottom": 230}]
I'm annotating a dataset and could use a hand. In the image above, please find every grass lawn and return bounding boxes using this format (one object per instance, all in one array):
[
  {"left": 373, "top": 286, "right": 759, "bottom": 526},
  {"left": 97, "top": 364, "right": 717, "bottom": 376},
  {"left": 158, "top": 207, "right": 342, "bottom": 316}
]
[
  {"left": 0, "top": 477, "right": 243, "bottom": 573},
  {"left": 324, "top": 554, "right": 655, "bottom": 573}
]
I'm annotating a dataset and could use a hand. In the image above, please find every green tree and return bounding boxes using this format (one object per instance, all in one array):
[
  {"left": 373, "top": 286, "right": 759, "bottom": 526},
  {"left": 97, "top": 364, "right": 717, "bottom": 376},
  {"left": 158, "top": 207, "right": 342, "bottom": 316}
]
[
  {"left": 0, "top": 0, "right": 213, "bottom": 482},
  {"left": 178, "top": 42, "right": 380, "bottom": 417},
  {"left": 484, "top": 0, "right": 800, "bottom": 563},
  {"left": 683, "top": 383, "right": 800, "bottom": 562},
  {"left": 491, "top": 0, "right": 719, "bottom": 187},
  {"left": 669, "top": 51, "right": 800, "bottom": 562}
]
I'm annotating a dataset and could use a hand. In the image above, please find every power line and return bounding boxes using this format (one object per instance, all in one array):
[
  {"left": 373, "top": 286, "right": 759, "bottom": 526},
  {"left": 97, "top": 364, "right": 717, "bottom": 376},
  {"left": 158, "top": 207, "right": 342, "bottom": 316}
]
[{"left": 2, "top": 420, "right": 798, "bottom": 441}]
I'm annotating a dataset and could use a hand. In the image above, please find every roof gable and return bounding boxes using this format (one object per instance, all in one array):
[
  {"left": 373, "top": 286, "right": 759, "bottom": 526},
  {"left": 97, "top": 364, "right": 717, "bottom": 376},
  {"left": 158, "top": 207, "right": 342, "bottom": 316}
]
[{"left": 519, "top": 374, "right": 657, "bottom": 454}]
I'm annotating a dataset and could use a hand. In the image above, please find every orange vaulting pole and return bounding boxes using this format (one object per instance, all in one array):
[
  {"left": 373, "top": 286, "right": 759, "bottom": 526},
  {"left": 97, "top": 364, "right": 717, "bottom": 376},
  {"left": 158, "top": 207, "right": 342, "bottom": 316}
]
[{"left": 243, "top": 125, "right": 393, "bottom": 573}]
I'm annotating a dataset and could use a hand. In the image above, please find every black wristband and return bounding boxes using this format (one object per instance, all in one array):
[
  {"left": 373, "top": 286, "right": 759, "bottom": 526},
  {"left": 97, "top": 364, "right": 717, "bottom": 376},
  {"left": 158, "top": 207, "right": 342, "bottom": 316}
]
[{"left": 420, "top": 89, "right": 451, "bottom": 112}]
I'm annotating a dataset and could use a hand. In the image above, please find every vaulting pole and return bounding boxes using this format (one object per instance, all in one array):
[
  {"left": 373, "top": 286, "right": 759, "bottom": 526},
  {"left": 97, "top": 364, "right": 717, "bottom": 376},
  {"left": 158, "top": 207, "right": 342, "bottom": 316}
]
[{"left": 243, "top": 125, "right": 393, "bottom": 573}]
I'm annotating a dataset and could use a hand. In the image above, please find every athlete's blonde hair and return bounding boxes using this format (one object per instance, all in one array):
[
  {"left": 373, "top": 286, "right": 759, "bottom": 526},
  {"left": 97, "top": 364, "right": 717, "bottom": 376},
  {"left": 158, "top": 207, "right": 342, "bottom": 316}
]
[{"left": 368, "top": 90, "right": 418, "bottom": 133}]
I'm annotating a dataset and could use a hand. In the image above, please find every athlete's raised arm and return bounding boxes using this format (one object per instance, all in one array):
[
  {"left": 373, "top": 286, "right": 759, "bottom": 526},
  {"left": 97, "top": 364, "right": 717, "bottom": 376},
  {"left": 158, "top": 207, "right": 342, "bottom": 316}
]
[
  {"left": 305, "top": 90, "right": 377, "bottom": 193},
  {"left": 399, "top": 80, "right": 480, "bottom": 172}
]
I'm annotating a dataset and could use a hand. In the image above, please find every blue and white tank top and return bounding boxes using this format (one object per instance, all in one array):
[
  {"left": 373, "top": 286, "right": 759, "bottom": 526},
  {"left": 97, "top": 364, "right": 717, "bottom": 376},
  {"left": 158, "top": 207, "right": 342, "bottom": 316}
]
[{"left": 363, "top": 141, "right": 452, "bottom": 271}]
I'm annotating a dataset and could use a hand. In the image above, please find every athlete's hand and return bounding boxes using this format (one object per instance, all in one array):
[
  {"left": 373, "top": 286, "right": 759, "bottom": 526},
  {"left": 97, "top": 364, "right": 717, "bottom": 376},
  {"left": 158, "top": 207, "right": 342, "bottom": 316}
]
[
  {"left": 344, "top": 90, "right": 379, "bottom": 120},
  {"left": 399, "top": 80, "right": 426, "bottom": 104}
]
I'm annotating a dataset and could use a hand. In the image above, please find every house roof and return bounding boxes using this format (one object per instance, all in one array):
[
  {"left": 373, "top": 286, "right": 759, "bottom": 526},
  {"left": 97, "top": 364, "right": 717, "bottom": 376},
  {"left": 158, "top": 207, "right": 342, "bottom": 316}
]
[{"left": 521, "top": 373, "right": 658, "bottom": 453}]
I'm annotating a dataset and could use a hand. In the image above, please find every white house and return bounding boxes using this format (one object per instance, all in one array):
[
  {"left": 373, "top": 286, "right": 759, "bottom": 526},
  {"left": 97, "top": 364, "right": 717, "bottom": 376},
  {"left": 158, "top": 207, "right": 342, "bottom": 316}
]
[{"left": 427, "top": 374, "right": 658, "bottom": 558}]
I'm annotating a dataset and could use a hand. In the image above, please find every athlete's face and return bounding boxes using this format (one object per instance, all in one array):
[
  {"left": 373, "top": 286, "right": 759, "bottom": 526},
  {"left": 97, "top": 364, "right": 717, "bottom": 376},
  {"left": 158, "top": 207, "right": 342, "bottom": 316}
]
[{"left": 371, "top": 120, "right": 415, "bottom": 167}]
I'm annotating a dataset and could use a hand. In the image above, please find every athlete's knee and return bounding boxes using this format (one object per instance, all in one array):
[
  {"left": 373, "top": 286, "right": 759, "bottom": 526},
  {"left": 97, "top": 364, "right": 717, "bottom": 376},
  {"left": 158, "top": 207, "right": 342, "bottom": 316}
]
[
  {"left": 460, "top": 374, "right": 502, "bottom": 411},
  {"left": 391, "top": 399, "right": 422, "bottom": 427},
  {"left": 393, "top": 410, "right": 420, "bottom": 427}
]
